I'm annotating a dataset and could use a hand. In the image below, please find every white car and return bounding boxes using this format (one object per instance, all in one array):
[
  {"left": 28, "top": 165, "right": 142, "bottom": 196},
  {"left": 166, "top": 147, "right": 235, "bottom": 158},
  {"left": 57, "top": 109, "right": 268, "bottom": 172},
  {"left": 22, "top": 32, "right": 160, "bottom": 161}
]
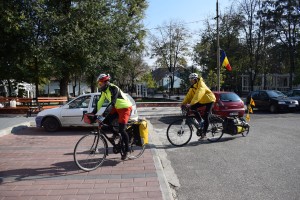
[{"left": 35, "top": 93, "right": 138, "bottom": 132}]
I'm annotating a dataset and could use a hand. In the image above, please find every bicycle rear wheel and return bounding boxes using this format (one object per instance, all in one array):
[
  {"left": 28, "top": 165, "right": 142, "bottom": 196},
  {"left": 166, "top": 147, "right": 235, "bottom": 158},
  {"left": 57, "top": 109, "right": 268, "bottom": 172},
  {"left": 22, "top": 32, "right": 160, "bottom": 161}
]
[
  {"left": 207, "top": 115, "right": 224, "bottom": 142},
  {"left": 74, "top": 134, "right": 107, "bottom": 171},
  {"left": 167, "top": 118, "right": 192, "bottom": 146},
  {"left": 128, "top": 138, "right": 146, "bottom": 159}
]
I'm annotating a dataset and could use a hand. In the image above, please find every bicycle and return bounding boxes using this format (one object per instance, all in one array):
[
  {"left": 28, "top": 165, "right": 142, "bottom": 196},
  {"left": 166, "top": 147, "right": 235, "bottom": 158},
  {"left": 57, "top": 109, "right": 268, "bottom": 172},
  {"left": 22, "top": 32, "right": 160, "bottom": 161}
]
[
  {"left": 166, "top": 106, "right": 225, "bottom": 146},
  {"left": 167, "top": 106, "right": 250, "bottom": 147},
  {"left": 73, "top": 113, "right": 146, "bottom": 171}
]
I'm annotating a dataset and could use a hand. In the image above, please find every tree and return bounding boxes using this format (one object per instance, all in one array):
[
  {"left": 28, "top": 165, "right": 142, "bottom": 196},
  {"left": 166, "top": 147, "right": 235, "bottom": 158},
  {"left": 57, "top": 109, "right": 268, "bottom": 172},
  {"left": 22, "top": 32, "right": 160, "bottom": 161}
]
[
  {"left": 0, "top": 0, "right": 148, "bottom": 97},
  {"left": 140, "top": 71, "right": 157, "bottom": 88},
  {"left": 237, "top": 0, "right": 267, "bottom": 91},
  {"left": 260, "top": 0, "right": 300, "bottom": 88},
  {"left": 193, "top": 8, "right": 243, "bottom": 91},
  {"left": 149, "top": 20, "right": 190, "bottom": 94}
]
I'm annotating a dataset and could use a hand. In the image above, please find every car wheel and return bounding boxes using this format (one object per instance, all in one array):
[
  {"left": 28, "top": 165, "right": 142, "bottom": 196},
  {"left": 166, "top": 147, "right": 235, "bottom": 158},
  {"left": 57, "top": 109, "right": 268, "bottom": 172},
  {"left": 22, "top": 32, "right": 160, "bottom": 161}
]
[
  {"left": 269, "top": 104, "right": 277, "bottom": 113},
  {"left": 43, "top": 117, "right": 60, "bottom": 132}
]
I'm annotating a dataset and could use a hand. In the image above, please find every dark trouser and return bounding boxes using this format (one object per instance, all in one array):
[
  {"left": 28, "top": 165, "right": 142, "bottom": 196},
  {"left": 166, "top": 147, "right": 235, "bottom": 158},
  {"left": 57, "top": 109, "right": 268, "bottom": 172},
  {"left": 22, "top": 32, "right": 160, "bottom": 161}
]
[
  {"left": 119, "top": 123, "right": 129, "bottom": 153},
  {"left": 190, "top": 102, "right": 214, "bottom": 134}
]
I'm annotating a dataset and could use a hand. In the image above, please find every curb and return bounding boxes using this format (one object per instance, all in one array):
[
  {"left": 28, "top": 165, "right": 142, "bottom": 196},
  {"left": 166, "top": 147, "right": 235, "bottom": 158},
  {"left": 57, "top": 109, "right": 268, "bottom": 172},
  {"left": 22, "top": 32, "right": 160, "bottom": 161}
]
[
  {"left": 148, "top": 120, "right": 175, "bottom": 200},
  {"left": 0, "top": 121, "right": 34, "bottom": 137}
]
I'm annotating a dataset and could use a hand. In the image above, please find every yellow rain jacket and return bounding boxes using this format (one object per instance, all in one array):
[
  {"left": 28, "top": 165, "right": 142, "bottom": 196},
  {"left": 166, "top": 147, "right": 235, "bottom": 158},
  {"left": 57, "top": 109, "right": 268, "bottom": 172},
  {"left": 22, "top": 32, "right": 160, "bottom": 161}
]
[{"left": 182, "top": 77, "right": 216, "bottom": 105}]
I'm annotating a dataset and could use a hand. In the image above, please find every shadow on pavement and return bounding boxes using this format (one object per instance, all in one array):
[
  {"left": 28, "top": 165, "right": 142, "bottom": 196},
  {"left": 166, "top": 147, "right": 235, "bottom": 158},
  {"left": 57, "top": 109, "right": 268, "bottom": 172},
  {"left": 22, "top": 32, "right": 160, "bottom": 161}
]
[
  {"left": 11, "top": 126, "right": 94, "bottom": 136},
  {"left": 0, "top": 158, "right": 121, "bottom": 184},
  {"left": 152, "top": 136, "right": 236, "bottom": 151}
]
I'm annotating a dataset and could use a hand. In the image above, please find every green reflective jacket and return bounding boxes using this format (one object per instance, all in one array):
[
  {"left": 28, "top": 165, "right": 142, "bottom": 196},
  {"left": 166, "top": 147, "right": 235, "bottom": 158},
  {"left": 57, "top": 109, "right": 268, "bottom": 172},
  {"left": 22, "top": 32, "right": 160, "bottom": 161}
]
[{"left": 97, "top": 83, "right": 132, "bottom": 111}]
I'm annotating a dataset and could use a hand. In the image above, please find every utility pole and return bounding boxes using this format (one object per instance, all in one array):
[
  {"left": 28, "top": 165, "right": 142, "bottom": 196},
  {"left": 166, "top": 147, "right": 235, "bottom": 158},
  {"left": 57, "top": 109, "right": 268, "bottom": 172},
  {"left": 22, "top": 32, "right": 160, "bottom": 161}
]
[{"left": 216, "top": 0, "right": 220, "bottom": 91}]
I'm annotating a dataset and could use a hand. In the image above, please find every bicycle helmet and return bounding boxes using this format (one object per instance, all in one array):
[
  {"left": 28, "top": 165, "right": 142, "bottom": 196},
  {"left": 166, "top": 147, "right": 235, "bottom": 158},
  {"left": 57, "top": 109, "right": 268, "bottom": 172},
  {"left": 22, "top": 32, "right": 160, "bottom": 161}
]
[
  {"left": 97, "top": 74, "right": 111, "bottom": 82},
  {"left": 97, "top": 73, "right": 111, "bottom": 91},
  {"left": 189, "top": 73, "right": 199, "bottom": 80}
]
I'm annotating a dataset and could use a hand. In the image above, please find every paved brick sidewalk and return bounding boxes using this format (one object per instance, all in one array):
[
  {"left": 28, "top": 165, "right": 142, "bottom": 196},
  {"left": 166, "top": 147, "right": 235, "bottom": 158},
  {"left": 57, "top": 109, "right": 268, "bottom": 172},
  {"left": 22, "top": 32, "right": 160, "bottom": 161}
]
[{"left": 0, "top": 127, "right": 167, "bottom": 200}]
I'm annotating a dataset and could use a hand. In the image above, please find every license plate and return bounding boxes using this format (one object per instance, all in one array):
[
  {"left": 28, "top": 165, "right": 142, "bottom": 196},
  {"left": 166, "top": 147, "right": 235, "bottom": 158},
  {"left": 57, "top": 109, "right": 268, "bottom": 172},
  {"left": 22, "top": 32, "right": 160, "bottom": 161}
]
[
  {"left": 229, "top": 112, "right": 239, "bottom": 116},
  {"left": 289, "top": 104, "right": 296, "bottom": 107}
]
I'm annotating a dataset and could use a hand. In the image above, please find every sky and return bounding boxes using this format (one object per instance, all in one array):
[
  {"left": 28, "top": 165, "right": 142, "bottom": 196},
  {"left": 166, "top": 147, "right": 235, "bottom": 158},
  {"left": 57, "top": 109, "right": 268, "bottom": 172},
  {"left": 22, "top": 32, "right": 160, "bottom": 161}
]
[
  {"left": 144, "top": 0, "right": 233, "bottom": 31},
  {"left": 143, "top": 0, "right": 234, "bottom": 66}
]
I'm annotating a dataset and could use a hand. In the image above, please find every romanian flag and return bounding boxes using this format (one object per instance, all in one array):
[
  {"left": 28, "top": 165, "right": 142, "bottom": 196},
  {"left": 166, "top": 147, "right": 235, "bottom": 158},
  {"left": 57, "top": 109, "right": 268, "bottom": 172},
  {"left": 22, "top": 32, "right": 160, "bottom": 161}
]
[
  {"left": 246, "top": 98, "right": 255, "bottom": 121},
  {"left": 220, "top": 49, "right": 232, "bottom": 71},
  {"left": 250, "top": 98, "right": 255, "bottom": 106}
]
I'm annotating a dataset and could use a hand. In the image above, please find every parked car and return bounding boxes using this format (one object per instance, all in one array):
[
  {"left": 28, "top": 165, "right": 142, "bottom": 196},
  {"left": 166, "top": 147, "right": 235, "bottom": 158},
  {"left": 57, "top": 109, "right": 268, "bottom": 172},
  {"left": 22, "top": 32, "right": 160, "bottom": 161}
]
[
  {"left": 246, "top": 90, "right": 299, "bottom": 113},
  {"left": 285, "top": 89, "right": 300, "bottom": 103},
  {"left": 197, "top": 91, "right": 245, "bottom": 118},
  {"left": 35, "top": 93, "right": 138, "bottom": 132}
]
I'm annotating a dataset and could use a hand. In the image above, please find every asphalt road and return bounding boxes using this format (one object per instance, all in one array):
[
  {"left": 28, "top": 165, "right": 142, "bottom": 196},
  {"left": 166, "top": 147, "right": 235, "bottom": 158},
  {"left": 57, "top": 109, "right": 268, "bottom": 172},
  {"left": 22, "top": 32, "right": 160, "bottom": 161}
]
[{"left": 149, "top": 112, "right": 300, "bottom": 200}]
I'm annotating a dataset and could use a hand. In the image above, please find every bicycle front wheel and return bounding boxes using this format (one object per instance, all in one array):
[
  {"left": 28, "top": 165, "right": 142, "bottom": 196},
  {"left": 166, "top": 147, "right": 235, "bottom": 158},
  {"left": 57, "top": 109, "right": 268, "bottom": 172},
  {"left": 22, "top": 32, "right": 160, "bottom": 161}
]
[
  {"left": 207, "top": 115, "right": 224, "bottom": 142},
  {"left": 167, "top": 118, "right": 192, "bottom": 147},
  {"left": 74, "top": 134, "right": 107, "bottom": 171}
]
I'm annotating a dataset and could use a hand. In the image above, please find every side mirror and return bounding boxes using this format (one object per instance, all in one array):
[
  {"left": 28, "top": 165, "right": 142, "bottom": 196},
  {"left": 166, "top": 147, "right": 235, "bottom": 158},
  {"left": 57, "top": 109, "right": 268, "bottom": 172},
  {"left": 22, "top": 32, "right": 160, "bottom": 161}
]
[{"left": 63, "top": 104, "right": 70, "bottom": 109}]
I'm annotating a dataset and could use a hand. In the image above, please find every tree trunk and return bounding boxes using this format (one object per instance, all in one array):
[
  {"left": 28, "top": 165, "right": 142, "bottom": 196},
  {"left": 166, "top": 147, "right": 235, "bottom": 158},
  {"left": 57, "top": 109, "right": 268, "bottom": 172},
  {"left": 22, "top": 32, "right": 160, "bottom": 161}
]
[
  {"left": 289, "top": 48, "right": 295, "bottom": 89},
  {"left": 60, "top": 76, "right": 69, "bottom": 96},
  {"left": 34, "top": 58, "right": 39, "bottom": 99}
]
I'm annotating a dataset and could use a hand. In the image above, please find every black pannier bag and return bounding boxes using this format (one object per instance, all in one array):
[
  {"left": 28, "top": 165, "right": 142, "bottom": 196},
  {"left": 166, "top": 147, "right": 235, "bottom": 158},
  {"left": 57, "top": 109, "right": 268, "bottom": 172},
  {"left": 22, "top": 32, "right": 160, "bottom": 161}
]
[{"left": 223, "top": 117, "right": 247, "bottom": 135}]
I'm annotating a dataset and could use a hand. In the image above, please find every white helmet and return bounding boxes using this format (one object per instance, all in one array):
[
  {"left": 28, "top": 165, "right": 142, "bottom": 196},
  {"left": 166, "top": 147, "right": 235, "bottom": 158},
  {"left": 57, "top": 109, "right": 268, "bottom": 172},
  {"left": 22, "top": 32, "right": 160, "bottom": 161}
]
[{"left": 189, "top": 73, "right": 199, "bottom": 80}]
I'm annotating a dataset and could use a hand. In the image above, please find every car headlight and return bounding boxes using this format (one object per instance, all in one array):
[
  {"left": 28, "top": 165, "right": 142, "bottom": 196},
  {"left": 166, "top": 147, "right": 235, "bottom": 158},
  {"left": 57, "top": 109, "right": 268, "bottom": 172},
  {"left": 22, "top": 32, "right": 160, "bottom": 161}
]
[
  {"left": 278, "top": 101, "right": 286, "bottom": 104},
  {"left": 294, "top": 101, "right": 299, "bottom": 105}
]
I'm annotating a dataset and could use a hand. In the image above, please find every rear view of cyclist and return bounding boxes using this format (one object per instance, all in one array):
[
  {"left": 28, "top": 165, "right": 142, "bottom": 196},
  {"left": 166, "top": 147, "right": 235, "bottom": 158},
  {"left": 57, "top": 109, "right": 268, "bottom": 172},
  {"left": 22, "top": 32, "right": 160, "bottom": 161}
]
[
  {"left": 182, "top": 73, "right": 216, "bottom": 140},
  {"left": 93, "top": 73, "right": 132, "bottom": 160}
]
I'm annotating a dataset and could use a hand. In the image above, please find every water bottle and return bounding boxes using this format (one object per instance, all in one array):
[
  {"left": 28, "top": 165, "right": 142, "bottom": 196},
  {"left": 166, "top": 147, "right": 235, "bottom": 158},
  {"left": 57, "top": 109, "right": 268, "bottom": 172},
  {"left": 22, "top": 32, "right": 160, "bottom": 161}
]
[{"left": 199, "top": 119, "right": 204, "bottom": 128}]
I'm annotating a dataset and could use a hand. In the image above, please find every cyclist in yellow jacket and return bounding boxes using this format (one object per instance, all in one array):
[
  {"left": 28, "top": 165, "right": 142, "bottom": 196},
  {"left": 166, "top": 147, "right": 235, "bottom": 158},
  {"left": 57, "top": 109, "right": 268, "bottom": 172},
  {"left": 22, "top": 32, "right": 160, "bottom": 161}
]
[
  {"left": 93, "top": 73, "right": 132, "bottom": 160},
  {"left": 182, "top": 73, "right": 216, "bottom": 140}
]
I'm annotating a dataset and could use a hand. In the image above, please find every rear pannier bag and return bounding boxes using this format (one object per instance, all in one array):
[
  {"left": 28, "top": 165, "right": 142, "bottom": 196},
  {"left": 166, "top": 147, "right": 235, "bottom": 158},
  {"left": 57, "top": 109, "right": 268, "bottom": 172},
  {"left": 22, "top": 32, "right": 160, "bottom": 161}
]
[
  {"left": 129, "top": 119, "right": 149, "bottom": 146},
  {"left": 223, "top": 117, "right": 246, "bottom": 135}
]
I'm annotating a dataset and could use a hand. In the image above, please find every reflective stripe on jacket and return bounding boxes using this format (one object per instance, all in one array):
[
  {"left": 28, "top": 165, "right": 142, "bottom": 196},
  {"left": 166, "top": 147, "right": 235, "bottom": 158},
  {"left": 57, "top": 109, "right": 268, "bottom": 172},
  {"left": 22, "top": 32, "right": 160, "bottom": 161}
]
[
  {"left": 97, "top": 83, "right": 132, "bottom": 111},
  {"left": 182, "top": 77, "right": 216, "bottom": 105}
]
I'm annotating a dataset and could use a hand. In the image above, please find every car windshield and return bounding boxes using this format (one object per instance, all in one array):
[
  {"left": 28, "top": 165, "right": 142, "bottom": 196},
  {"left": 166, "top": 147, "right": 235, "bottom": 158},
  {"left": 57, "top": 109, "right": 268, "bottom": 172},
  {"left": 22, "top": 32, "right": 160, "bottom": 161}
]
[
  {"left": 220, "top": 93, "right": 241, "bottom": 102},
  {"left": 266, "top": 90, "right": 286, "bottom": 98}
]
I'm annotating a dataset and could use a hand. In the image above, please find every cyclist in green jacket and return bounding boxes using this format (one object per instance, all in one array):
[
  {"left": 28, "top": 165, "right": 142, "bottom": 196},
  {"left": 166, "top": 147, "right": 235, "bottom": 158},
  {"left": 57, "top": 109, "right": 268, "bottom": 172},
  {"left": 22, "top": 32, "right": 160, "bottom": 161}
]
[{"left": 93, "top": 73, "right": 132, "bottom": 160}]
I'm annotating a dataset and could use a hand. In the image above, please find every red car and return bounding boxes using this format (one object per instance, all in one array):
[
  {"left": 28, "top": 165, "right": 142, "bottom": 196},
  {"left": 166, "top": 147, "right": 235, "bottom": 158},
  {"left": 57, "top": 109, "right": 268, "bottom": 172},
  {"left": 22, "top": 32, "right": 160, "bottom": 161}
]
[{"left": 198, "top": 91, "right": 245, "bottom": 118}]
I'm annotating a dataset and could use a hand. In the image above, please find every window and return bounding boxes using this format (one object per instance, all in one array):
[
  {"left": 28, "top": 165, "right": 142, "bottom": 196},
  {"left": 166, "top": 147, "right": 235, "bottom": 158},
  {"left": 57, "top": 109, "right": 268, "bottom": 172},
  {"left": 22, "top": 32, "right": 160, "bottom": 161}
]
[
  {"left": 92, "top": 94, "right": 109, "bottom": 109},
  {"left": 69, "top": 95, "right": 91, "bottom": 109},
  {"left": 220, "top": 93, "right": 241, "bottom": 102}
]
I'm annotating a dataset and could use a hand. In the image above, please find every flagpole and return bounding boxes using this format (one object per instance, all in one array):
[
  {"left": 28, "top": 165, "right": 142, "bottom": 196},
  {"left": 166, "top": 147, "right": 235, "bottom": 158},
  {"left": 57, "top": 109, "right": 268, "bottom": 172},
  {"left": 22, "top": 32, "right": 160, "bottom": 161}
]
[{"left": 216, "top": 0, "right": 220, "bottom": 91}]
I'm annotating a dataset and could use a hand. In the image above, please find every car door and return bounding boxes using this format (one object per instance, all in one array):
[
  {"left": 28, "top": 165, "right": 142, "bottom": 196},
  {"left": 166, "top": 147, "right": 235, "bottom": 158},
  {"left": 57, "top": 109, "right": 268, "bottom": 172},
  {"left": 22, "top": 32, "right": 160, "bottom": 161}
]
[
  {"left": 258, "top": 91, "right": 271, "bottom": 109},
  {"left": 60, "top": 94, "right": 93, "bottom": 126}
]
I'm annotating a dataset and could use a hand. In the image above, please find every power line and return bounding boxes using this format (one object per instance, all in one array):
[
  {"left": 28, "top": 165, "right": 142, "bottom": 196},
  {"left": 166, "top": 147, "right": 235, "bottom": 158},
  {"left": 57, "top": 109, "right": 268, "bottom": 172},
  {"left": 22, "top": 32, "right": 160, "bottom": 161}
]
[{"left": 144, "top": 19, "right": 207, "bottom": 31}]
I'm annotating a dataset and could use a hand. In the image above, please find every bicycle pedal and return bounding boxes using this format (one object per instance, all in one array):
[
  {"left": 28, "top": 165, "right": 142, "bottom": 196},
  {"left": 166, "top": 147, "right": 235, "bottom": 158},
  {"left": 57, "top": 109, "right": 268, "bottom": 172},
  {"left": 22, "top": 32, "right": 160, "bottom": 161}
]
[{"left": 196, "top": 129, "right": 202, "bottom": 136}]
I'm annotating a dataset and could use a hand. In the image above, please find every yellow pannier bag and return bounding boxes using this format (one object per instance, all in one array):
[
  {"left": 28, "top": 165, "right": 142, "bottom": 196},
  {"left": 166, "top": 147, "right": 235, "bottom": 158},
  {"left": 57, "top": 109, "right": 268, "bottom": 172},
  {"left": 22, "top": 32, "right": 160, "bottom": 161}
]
[{"left": 139, "top": 120, "right": 149, "bottom": 145}]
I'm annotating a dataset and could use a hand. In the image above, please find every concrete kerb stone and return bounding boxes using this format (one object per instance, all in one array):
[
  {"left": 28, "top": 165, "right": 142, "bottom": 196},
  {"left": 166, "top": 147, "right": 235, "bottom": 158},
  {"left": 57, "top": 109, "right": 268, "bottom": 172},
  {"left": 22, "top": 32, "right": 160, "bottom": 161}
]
[
  {"left": 0, "top": 121, "right": 34, "bottom": 137},
  {"left": 147, "top": 120, "right": 179, "bottom": 200},
  {"left": 137, "top": 107, "right": 181, "bottom": 119}
]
